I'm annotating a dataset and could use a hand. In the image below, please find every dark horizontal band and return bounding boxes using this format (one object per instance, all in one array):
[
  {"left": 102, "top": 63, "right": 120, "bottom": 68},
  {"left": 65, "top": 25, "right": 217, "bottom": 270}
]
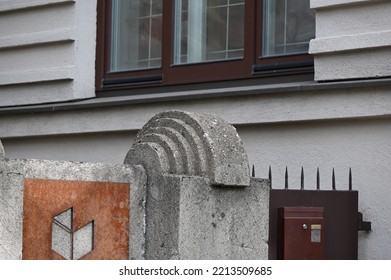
[{"left": 102, "top": 74, "right": 163, "bottom": 87}]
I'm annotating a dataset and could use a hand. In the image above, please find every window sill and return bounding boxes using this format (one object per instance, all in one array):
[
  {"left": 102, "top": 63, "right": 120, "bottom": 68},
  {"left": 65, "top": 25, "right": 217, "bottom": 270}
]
[{"left": 1, "top": 77, "right": 391, "bottom": 115}]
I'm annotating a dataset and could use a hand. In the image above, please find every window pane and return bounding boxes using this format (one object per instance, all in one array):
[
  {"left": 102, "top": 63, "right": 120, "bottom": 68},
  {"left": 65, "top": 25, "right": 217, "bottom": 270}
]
[
  {"left": 174, "top": 0, "right": 244, "bottom": 65},
  {"left": 262, "top": 0, "right": 315, "bottom": 57},
  {"left": 110, "top": 0, "right": 162, "bottom": 72}
]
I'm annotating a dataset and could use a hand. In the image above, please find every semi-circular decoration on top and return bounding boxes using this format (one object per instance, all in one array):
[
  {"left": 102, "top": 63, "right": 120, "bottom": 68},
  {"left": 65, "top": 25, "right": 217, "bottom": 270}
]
[{"left": 124, "top": 110, "right": 250, "bottom": 187}]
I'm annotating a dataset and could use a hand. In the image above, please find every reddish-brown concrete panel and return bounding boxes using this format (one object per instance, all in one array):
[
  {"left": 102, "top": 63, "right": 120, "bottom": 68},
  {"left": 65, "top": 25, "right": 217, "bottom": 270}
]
[{"left": 22, "top": 179, "right": 130, "bottom": 260}]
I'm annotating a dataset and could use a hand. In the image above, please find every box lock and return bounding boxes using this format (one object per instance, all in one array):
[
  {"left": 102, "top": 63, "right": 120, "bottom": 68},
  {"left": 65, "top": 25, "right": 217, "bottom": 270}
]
[{"left": 311, "top": 224, "right": 322, "bottom": 243}]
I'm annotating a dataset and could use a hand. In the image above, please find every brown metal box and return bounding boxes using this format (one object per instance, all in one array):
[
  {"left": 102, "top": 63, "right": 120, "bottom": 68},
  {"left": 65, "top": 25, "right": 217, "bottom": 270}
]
[{"left": 277, "top": 207, "right": 325, "bottom": 260}]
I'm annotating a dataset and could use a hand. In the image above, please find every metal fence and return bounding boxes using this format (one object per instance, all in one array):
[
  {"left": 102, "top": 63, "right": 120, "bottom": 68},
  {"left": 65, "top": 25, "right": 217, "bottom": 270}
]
[{"left": 253, "top": 165, "right": 371, "bottom": 260}]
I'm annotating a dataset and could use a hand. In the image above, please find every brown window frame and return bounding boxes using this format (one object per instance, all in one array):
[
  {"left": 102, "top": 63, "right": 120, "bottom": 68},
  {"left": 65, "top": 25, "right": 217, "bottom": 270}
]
[
  {"left": 95, "top": 0, "right": 313, "bottom": 92},
  {"left": 253, "top": 0, "right": 314, "bottom": 75}
]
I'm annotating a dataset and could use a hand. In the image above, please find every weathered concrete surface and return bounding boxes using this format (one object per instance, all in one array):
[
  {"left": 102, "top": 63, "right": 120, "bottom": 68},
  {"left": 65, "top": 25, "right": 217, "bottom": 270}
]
[
  {"left": 0, "top": 157, "right": 24, "bottom": 260},
  {"left": 0, "top": 140, "right": 4, "bottom": 160},
  {"left": 126, "top": 110, "right": 250, "bottom": 187},
  {"left": 124, "top": 111, "right": 269, "bottom": 259},
  {"left": 178, "top": 177, "right": 269, "bottom": 259},
  {"left": 141, "top": 175, "right": 182, "bottom": 260},
  {"left": 0, "top": 156, "right": 146, "bottom": 260},
  {"left": 2, "top": 110, "right": 270, "bottom": 260},
  {"left": 52, "top": 208, "right": 73, "bottom": 260},
  {"left": 132, "top": 173, "right": 269, "bottom": 260}
]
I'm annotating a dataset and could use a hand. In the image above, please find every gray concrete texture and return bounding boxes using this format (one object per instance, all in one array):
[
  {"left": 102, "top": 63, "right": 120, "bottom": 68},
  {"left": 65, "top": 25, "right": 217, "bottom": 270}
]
[
  {"left": 0, "top": 140, "right": 4, "bottom": 160},
  {"left": 51, "top": 208, "right": 94, "bottom": 260},
  {"left": 125, "top": 110, "right": 250, "bottom": 187},
  {"left": 0, "top": 154, "right": 146, "bottom": 260},
  {"left": 135, "top": 174, "right": 269, "bottom": 260},
  {"left": 51, "top": 208, "right": 73, "bottom": 259},
  {"left": 1, "top": 110, "right": 270, "bottom": 259},
  {"left": 178, "top": 177, "right": 269, "bottom": 259},
  {"left": 124, "top": 110, "right": 269, "bottom": 259}
]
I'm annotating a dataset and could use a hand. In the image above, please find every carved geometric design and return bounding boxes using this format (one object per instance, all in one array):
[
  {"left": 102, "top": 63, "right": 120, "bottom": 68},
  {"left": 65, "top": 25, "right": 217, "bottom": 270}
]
[
  {"left": 73, "top": 220, "right": 94, "bottom": 260},
  {"left": 51, "top": 208, "right": 94, "bottom": 260},
  {"left": 22, "top": 179, "right": 130, "bottom": 260},
  {"left": 125, "top": 110, "right": 250, "bottom": 187},
  {"left": 51, "top": 208, "right": 72, "bottom": 260}
]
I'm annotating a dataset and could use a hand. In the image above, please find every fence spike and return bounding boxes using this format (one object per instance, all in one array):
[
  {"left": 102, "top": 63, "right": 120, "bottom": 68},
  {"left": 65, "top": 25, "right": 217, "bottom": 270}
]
[
  {"left": 349, "top": 167, "right": 352, "bottom": 191},
  {"left": 268, "top": 166, "right": 272, "bottom": 189},
  {"left": 252, "top": 165, "right": 255, "bottom": 177},
  {"left": 332, "top": 168, "right": 336, "bottom": 190},
  {"left": 300, "top": 166, "right": 304, "bottom": 190},
  {"left": 316, "top": 167, "right": 320, "bottom": 190},
  {"left": 285, "top": 166, "right": 289, "bottom": 189}
]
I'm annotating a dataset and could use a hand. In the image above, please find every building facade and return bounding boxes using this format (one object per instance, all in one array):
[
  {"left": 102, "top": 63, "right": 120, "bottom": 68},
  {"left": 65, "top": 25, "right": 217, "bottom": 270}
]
[{"left": 1, "top": 0, "right": 391, "bottom": 259}]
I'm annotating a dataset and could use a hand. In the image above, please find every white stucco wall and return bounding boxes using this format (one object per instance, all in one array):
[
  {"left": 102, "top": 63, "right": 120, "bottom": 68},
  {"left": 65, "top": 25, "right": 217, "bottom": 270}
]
[
  {"left": 309, "top": 0, "right": 391, "bottom": 81},
  {"left": 0, "top": 0, "right": 97, "bottom": 106}
]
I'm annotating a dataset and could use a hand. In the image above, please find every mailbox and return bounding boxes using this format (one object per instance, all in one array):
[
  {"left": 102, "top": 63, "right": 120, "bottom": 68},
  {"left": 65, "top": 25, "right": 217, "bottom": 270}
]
[{"left": 277, "top": 207, "right": 325, "bottom": 260}]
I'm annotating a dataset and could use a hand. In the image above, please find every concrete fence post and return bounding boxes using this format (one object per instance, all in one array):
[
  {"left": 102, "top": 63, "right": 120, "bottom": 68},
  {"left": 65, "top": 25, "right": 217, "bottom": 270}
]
[
  {"left": 0, "top": 140, "right": 147, "bottom": 260},
  {"left": 125, "top": 110, "right": 269, "bottom": 259}
]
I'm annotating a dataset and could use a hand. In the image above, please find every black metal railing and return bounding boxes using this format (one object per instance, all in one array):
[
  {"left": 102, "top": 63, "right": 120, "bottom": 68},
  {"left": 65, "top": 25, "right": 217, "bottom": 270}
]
[{"left": 252, "top": 165, "right": 353, "bottom": 191}]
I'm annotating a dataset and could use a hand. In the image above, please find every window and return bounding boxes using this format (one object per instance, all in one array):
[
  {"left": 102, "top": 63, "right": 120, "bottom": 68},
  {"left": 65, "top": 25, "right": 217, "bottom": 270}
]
[
  {"left": 96, "top": 0, "right": 315, "bottom": 91},
  {"left": 262, "top": 0, "right": 315, "bottom": 57},
  {"left": 110, "top": 0, "right": 163, "bottom": 71},
  {"left": 173, "top": 0, "right": 245, "bottom": 64}
]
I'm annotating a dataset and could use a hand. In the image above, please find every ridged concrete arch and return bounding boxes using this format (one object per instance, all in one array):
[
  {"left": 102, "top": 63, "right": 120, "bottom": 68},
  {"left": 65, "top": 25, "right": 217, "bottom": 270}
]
[{"left": 125, "top": 110, "right": 250, "bottom": 187}]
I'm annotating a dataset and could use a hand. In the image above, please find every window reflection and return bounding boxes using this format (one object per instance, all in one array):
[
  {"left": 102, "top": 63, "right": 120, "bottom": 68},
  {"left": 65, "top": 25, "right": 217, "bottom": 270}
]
[
  {"left": 263, "top": 0, "right": 315, "bottom": 57},
  {"left": 110, "top": 0, "right": 162, "bottom": 72},
  {"left": 174, "top": 0, "right": 245, "bottom": 65}
]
